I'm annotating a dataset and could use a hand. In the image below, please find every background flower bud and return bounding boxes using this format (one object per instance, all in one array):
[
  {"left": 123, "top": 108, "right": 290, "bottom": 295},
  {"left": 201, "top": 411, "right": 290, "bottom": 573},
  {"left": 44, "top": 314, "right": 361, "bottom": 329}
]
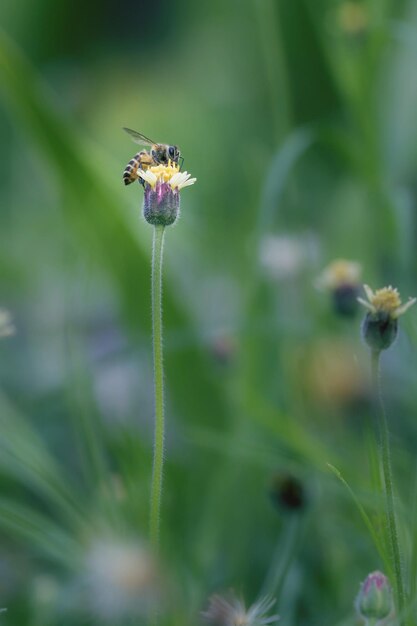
[
  {"left": 356, "top": 571, "right": 393, "bottom": 622},
  {"left": 362, "top": 311, "right": 398, "bottom": 351},
  {"left": 270, "top": 473, "right": 307, "bottom": 513},
  {"left": 332, "top": 284, "right": 360, "bottom": 317}
]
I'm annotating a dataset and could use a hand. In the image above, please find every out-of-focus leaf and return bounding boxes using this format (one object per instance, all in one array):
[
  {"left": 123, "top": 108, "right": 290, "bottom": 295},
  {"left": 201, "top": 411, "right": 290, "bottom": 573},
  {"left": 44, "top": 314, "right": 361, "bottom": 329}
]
[
  {"left": 257, "top": 128, "right": 315, "bottom": 238},
  {"left": 0, "top": 497, "right": 81, "bottom": 567},
  {"left": 0, "top": 393, "right": 85, "bottom": 523}
]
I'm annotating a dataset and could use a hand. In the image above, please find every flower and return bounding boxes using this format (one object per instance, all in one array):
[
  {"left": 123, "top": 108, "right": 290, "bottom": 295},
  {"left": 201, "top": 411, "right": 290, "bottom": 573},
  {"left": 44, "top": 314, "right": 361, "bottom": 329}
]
[
  {"left": 338, "top": 2, "right": 369, "bottom": 36},
  {"left": 358, "top": 285, "right": 416, "bottom": 319},
  {"left": 356, "top": 571, "right": 393, "bottom": 622},
  {"left": 0, "top": 309, "right": 14, "bottom": 338},
  {"left": 316, "top": 259, "right": 362, "bottom": 290},
  {"left": 358, "top": 285, "right": 416, "bottom": 351},
  {"left": 137, "top": 162, "right": 196, "bottom": 226},
  {"left": 259, "top": 233, "right": 319, "bottom": 280},
  {"left": 202, "top": 593, "right": 279, "bottom": 626},
  {"left": 303, "top": 338, "right": 368, "bottom": 408},
  {"left": 84, "top": 536, "right": 159, "bottom": 622},
  {"left": 316, "top": 259, "right": 362, "bottom": 317}
]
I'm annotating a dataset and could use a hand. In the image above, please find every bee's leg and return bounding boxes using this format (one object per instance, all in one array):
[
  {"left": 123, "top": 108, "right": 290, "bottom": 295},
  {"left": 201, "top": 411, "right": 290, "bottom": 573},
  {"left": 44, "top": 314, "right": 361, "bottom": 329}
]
[
  {"left": 151, "top": 149, "right": 161, "bottom": 164},
  {"left": 178, "top": 156, "right": 184, "bottom": 171},
  {"left": 137, "top": 176, "right": 145, "bottom": 187}
]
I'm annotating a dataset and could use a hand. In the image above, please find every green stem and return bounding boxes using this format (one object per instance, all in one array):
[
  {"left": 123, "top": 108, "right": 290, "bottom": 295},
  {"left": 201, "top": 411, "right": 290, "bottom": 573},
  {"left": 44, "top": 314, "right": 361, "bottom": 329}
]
[
  {"left": 259, "top": 514, "right": 302, "bottom": 600},
  {"left": 371, "top": 350, "right": 406, "bottom": 625},
  {"left": 253, "top": 0, "right": 291, "bottom": 143},
  {"left": 149, "top": 225, "right": 166, "bottom": 552}
]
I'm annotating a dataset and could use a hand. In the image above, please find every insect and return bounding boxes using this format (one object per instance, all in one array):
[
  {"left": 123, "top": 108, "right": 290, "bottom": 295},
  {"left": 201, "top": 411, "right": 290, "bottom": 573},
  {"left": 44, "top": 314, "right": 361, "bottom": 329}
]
[{"left": 122, "top": 128, "right": 182, "bottom": 186}]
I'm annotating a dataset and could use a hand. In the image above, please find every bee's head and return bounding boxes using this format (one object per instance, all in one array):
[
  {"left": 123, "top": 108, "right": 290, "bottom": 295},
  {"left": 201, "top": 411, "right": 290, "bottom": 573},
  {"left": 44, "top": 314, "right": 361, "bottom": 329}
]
[{"left": 168, "top": 145, "right": 180, "bottom": 163}]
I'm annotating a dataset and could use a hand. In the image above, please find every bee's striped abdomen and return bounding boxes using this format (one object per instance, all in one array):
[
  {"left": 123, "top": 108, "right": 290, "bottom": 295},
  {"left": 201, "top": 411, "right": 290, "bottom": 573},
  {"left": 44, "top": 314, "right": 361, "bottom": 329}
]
[{"left": 123, "top": 153, "right": 142, "bottom": 186}]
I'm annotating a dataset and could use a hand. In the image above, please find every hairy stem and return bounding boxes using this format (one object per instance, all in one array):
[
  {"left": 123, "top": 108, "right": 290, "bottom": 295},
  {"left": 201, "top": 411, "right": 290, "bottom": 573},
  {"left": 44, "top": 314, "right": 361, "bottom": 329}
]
[
  {"left": 371, "top": 350, "right": 406, "bottom": 624},
  {"left": 149, "top": 225, "right": 166, "bottom": 552}
]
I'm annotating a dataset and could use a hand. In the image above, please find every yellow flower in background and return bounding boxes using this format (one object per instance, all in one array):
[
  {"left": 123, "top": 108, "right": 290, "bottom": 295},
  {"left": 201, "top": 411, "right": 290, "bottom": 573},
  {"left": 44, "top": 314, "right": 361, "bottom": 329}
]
[
  {"left": 316, "top": 259, "right": 362, "bottom": 318},
  {"left": 358, "top": 285, "right": 416, "bottom": 319},
  {"left": 338, "top": 2, "right": 369, "bottom": 35},
  {"left": 316, "top": 259, "right": 362, "bottom": 290}
]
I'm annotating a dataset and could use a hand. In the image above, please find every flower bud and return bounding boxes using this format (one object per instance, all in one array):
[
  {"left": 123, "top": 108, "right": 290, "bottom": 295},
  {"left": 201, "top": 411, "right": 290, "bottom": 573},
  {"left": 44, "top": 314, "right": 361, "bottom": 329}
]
[
  {"left": 362, "top": 311, "right": 398, "bottom": 351},
  {"left": 332, "top": 284, "right": 360, "bottom": 317},
  {"left": 270, "top": 473, "right": 307, "bottom": 513},
  {"left": 143, "top": 182, "right": 179, "bottom": 226},
  {"left": 356, "top": 571, "right": 393, "bottom": 622}
]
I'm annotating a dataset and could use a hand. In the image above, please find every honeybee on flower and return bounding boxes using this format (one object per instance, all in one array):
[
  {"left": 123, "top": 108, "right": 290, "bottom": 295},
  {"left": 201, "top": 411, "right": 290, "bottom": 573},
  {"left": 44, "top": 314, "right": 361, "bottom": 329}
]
[
  {"left": 122, "top": 127, "right": 182, "bottom": 186},
  {"left": 122, "top": 127, "right": 196, "bottom": 226}
]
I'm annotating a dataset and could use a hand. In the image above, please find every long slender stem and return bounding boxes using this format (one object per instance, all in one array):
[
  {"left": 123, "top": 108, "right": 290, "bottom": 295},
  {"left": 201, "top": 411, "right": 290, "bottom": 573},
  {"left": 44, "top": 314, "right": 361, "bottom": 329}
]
[
  {"left": 149, "top": 224, "right": 166, "bottom": 552},
  {"left": 371, "top": 350, "right": 406, "bottom": 624}
]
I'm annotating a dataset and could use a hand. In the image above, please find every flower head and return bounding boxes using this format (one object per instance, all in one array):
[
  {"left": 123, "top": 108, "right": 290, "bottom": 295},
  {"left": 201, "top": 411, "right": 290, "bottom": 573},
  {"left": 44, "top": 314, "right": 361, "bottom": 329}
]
[
  {"left": 358, "top": 285, "right": 416, "bottom": 319},
  {"left": 356, "top": 571, "right": 393, "bottom": 622},
  {"left": 137, "top": 162, "right": 196, "bottom": 226},
  {"left": 316, "top": 259, "right": 362, "bottom": 317},
  {"left": 358, "top": 285, "right": 416, "bottom": 351},
  {"left": 202, "top": 593, "right": 279, "bottom": 626},
  {"left": 0, "top": 309, "right": 14, "bottom": 338}
]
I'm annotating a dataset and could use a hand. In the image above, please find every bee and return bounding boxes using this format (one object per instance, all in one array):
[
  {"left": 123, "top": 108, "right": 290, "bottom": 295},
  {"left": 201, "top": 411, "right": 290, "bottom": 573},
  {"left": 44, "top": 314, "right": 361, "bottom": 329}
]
[{"left": 122, "top": 128, "right": 182, "bottom": 186}]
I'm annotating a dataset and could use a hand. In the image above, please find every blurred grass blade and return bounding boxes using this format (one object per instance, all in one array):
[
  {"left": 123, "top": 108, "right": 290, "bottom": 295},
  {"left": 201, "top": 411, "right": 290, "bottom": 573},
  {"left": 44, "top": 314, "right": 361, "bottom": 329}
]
[
  {"left": 327, "top": 463, "right": 390, "bottom": 575},
  {"left": 245, "top": 388, "right": 334, "bottom": 470},
  {"left": 186, "top": 425, "right": 291, "bottom": 468},
  {"left": 257, "top": 128, "right": 314, "bottom": 237},
  {"left": 0, "top": 392, "right": 85, "bottom": 525},
  {"left": 0, "top": 497, "right": 81, "bottom": 568}
]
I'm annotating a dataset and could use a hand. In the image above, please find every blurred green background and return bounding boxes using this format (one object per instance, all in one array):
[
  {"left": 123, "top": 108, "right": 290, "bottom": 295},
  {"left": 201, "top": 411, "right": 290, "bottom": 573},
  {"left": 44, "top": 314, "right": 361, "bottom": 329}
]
[{"left": 1, "top": 0, "right": 417, "bottom": 624}]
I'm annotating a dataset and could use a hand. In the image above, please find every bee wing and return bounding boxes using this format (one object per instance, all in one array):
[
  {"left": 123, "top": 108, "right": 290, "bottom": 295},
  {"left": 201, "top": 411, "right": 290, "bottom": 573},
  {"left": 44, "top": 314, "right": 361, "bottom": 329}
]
[{"left": 123, "top": 127, "right": 156, "bottom": 147}]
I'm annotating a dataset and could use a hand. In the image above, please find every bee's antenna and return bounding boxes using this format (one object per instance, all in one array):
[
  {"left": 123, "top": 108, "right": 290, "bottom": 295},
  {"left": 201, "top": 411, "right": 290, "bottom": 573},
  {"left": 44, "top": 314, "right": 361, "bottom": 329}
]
[{"left": 178, "top": 156, "right": 184, "bottom": 171}]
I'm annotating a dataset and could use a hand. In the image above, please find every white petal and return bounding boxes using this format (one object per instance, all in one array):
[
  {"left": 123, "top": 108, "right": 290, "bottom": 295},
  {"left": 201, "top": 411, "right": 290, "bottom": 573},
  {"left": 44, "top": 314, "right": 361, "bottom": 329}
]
[
  {"left": 169, "top": 172, "right": 184, "bottom": 188},
  {"left": 137, "top": 168, "right": 157, "bottom": 188},
  {"left": 170, "top": 171, "right": 197, "bottom": 191},
  {"left": 178, "top": 177, "right": 197, "bottom": 189},
  {"left": 357, "top": 297, "right": 375, "bottom": 313},
  {"left": 363, "top": 284, "right": 374, "bottom": 302},
  {"left": 393, "top": 297, "right": 417, "bottom": 318}
]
